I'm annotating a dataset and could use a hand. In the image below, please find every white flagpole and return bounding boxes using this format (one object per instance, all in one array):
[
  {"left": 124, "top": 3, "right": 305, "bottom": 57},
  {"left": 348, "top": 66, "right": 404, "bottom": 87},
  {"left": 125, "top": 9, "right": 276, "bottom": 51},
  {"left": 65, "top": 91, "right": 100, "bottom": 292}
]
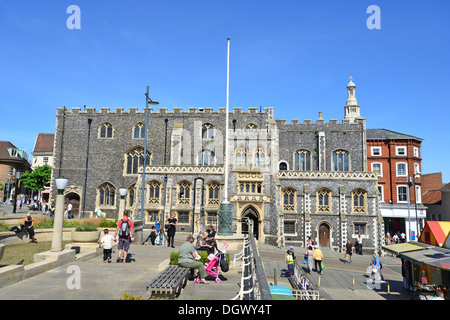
[{"left": 224, "top": 37, "right": 230, "bottom": 202}]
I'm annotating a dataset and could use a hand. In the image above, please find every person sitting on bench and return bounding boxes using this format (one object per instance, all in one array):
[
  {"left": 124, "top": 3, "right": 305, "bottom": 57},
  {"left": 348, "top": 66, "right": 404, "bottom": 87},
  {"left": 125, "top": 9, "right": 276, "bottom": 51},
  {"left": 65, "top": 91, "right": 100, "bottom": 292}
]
[{"left": 196, "top": 232, "right": 213, "bottom": 255}]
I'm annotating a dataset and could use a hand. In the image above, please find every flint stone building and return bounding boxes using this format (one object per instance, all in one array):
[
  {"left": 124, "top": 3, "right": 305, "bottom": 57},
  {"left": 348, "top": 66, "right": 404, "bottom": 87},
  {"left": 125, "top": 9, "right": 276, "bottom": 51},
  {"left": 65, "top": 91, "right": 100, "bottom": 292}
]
[{"left": 52, "top": 77, "right": 384, "bottom": 252}]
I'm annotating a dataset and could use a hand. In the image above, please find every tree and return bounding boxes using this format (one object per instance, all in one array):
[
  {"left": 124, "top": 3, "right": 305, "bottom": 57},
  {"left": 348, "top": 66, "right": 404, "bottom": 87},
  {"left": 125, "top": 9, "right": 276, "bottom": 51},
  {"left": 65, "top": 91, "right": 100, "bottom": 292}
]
[{"left": 21, "top": 164, "right": 52, "bottom": 191}]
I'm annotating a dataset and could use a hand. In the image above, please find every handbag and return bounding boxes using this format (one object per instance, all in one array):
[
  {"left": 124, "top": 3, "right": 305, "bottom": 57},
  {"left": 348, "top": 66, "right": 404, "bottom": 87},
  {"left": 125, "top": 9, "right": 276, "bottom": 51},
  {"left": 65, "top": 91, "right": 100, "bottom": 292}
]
[
  {"left": 302, "top": 257, "right": 306, "bottom": 264},
  {"left": 321, "top": 261, "right": 325, "bottom": 269}
]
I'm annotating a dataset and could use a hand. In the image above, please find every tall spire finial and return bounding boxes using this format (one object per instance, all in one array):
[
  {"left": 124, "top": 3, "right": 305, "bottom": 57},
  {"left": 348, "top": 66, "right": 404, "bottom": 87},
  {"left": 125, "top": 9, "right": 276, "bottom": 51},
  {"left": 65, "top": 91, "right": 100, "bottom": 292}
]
[{"left": 344, "top": 76, "right": 360, "bottom": 121}]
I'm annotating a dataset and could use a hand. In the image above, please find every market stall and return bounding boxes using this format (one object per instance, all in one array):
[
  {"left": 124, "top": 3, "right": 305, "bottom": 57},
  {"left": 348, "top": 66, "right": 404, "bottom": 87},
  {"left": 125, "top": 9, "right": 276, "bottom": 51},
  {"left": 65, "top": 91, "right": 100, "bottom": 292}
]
[
  {"left": 382, "top": 242, "right": 426, "bottom": 256},
  {"left": 399, "top": 247, "right": 450, "bottom": 299}
]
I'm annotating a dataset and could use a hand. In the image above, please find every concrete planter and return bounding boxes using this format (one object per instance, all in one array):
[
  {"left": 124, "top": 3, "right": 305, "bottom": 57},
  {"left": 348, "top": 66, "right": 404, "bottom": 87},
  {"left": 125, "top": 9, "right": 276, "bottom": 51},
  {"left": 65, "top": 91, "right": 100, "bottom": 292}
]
[
  {"left": 0, "top": 244, "right": 4, "bottom": 261},
  {"left": 71, "top": 230, "right": 101, "bottom": 243}
]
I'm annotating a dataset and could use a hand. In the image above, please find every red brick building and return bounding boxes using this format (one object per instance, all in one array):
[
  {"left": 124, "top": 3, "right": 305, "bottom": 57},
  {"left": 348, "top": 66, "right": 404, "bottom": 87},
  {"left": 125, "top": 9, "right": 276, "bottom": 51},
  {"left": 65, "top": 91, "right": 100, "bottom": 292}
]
[{"left": 367, "top": 129, "right": 427, "bottom": 241}]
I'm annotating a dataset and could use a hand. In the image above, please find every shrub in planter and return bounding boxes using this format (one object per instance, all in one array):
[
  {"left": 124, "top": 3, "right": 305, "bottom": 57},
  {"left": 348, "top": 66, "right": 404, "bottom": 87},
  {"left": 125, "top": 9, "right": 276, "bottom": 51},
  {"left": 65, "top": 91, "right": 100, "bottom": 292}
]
[{"left": 75, "top": 224, "right": 97, "bottom": 232}]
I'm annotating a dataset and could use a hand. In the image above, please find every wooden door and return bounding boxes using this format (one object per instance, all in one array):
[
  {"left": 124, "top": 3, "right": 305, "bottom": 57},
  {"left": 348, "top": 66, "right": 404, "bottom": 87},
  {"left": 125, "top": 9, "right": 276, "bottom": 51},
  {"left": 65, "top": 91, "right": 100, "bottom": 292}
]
[{"left": 319, "top": 224, "right": 330, "bottom": 247}]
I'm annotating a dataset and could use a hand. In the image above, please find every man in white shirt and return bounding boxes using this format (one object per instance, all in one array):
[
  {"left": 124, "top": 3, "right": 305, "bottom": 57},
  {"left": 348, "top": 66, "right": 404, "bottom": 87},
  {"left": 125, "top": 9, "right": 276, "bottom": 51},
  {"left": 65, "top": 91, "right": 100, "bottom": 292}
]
[{"left": 67, "top": 202, "right": 73, "bottom": 219}]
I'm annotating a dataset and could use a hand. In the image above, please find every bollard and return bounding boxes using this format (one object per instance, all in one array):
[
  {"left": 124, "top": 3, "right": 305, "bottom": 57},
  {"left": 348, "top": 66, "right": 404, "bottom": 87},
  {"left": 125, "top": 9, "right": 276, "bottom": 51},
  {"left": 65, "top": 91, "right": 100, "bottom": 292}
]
[
  {"left": 352, "top": 278, "right": 355, "bottom": 291},
  {"left": 387, "top": 281, "right": 390, "bottom": 294},
  {"left": 274, "top": 268, "right": 278, "bottom": 285},
  {"left": 318, "top": 275, "right": 321, "bottom": 288}
]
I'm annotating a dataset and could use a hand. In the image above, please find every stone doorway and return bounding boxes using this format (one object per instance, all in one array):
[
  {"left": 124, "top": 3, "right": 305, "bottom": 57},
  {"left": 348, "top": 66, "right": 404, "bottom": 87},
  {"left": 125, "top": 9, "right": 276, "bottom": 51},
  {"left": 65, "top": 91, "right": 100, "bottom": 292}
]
[
  {"left": 318, "top": 223, "right": 330, "bottom": 247},
  {"left": 65, "top": 192, "right": 80, "bottom": 218},
  {"left": 241, "top": 205, "right": 260, "bottom": 240}
]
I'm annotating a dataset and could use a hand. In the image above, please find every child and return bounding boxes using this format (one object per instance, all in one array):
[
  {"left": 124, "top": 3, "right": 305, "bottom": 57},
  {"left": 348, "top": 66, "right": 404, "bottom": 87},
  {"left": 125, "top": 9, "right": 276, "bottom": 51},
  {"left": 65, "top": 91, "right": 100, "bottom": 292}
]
[
  {"left": 99, "top": 229, "right": 115, "bottom": 263},
  {"left": 142, "top": 226, "right": 158, "bottom": 245},
  {"left": 286, "top": 249, "right": 295, "bottom": 277}
]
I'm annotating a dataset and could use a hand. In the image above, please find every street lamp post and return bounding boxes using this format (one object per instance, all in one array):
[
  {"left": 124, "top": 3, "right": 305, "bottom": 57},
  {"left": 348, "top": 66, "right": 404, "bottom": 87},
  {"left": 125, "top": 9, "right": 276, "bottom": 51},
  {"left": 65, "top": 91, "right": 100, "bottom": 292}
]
[
  {"left": 118, "top": 188, "right": 127, "bottom": 220},
  {"left": 412, "top": 173, "right": 421, "bottom": 239},
  {"left": 407, "top": 176, "right": 412, "bottom": 242},
  {"left": 12, "top": 170, "right": 22, "bottom": 214},
  {"left": 51, "top": 178, "right": 68, "bottom": 252},
  {"left": 218, "top": 37, "right": 233, "bottom": 236},
  {"left": 140, "top": 86, "right": 159, "bottom": 244}
]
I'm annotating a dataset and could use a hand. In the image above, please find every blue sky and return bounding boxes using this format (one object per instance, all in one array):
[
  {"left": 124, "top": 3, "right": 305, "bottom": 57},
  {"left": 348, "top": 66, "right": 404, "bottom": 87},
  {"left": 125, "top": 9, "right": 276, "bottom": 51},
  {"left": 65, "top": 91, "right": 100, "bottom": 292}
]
[{"left": 0, "top": 0, "right": 449, "bottom": 182}]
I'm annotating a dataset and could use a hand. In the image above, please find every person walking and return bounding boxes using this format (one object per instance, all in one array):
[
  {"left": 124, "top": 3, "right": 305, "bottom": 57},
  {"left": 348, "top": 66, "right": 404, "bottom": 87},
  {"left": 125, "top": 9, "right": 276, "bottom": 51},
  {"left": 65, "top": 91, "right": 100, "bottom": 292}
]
[
  {"left": 313, "top": 245, "right": 324, "bottom": 274},
  {"left": 285, "top": 249, "right": 295, "bottom": 277},
  {"left": 114, "top": 211, "right": 134, "bottom": 263},
  {"left": 306, "top": 246, "right": 314, "bottom": 274},
  {"left": 67, "top": 201, "right": 73, "bottom": 219},
  {"left": 345, "top": 239, "right": 353, "bottom": 264},
  {"left": 178, "top": 236, "right": 208, "bottom": 284},
  {"left": 357, "top": 235, "right": 363, "bottom": 255},
  {"left": 370, "top": 251, "right": 385, "bottom": 282},
  {"left": 99, "top": 229, "right": 115, "bottom": 263},
  {"left": 166, "top": 213, "right": 177, "bottom": 248}
]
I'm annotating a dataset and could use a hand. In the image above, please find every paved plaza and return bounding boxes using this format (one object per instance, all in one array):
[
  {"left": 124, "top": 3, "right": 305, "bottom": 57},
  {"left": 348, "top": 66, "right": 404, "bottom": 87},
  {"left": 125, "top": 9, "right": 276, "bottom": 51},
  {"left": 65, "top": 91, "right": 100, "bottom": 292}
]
[{"left": 0, "top": 202, "right": 411, "bottom": 301}]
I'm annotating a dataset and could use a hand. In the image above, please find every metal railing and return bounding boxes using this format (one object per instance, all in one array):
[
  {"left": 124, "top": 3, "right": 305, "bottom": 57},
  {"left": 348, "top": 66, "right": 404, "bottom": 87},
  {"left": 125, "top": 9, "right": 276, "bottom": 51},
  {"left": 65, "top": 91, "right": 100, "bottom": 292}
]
[{"left": 231, "top": 218, "right": 272, "bottom": 300}]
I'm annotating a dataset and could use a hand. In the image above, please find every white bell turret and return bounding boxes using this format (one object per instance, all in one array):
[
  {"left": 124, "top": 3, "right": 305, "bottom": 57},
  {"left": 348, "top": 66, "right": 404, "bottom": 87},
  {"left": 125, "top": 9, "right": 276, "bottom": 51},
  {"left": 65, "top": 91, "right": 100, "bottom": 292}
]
[{"left": 344, "top": 76, "right": 361, "bottom": 122}]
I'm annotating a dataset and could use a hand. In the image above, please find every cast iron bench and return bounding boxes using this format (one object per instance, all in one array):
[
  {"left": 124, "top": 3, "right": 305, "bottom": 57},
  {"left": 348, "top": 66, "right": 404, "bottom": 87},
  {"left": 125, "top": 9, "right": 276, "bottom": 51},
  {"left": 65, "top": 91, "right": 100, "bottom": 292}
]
[{"left": 146, "top": 265, "right": 190, "bottom": 299}]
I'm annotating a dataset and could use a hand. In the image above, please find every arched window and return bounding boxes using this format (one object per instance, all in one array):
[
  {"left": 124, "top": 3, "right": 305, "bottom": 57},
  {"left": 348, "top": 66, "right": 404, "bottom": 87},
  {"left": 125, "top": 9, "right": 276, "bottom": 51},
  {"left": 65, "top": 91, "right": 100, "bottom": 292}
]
[
  {"left": 294, "top": 149, "right": 311, "bottom": 171},
  {"left": 352, "top": 189, "right": 367, "bottom": 213},
  {"left": 244, "top": 123, "right": 258, "bottom": 133},
  {"left": 235, "top": 145, "right": 248, "bottom": 168},
  {"left": 254, "top": 146, "right": 266, "bottom": 168},
  {"left": 127, "top": 185, "right": 135, "bottom": 208},
  {"left": 332, "top": 149, "right": 350, "bottom": 172},
  {"left": 133, "top": 123, "right": 145, "bottom": 139},
  {"left": 99, "top": 123, "right": 113, "bottom": 138},
  {"left": 98, "top": 183, "right": 115, "bottom": 207},
  {"left": 282, "top": 188, "right": 296, "bottom": 211},
  {"left": 317, "top": 188, "right": 331, "bottom": 213},
  {"left": 202, "top": 123, "right": 215, "bottom": 140},
  {"left": 178, "top": 181, "right": 191, "bottom": 204},
  {"left": 279, "top": 162, "right": 288, "bottom": 171},
  {"left": 207, "top": 182, "right": 220, "bottom": 205},
  {"left": 148, "top": 181, "right": 161, "bottom": 204},
  {"left": 197, "top": 150, "right": 215, "bottom": 166},
  {"left": 125, "top": 147, "right": 151, "bottom": 175}
]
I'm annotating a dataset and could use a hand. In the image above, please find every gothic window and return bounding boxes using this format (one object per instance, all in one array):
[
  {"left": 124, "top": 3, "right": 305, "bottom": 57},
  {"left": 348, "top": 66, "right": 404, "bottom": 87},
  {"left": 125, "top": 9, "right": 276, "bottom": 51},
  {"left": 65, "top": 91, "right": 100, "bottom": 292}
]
[
  {"left": 235, "top": 145, "right": 248, "bottom": 168},
  {"left": 352, "top": 189, "right": 367, "bottom": 213},
  {"left": 317, "top": 188, "right": 331, "bottom": 213},
  {"left": 254, "top": 146, "right": 266, "bottom": 168},
  {"left": 332, "top": 149, "right": 350, "bottom": 172},
  {"left": 279, "top": 162, "right": 288, "bottom": 171},
  {"left": 294, "top": 149, "right": 311, "bottom": 171},
  {"left": 178, "top": 181, "right": 191, "bottom": 204},
  {"left": 125, "top": 147, "right": 151, "bottom": 175},
  {"left": 244, "top": 123, "right": 258, "bottom": 133},
  {"left": 202, "top": 123, "right": 215, "bottom": 140},
  {"left": 127, "top": 185, "right": 135, "bottom": 208},
  {"left": 148, "top": 181, "right": 161, "bottom": 204},
  {"left": 282, "top": 188, "right": 296, "bottom": 211},
  {"left": 207, "top": 182, "right": 220, "bottom": 205},
  {"left": 197, "top": 150, "right": 215, "bottom": 166},
  {"left": 133, "top": 123, "right": 145, "bottom": 139},
  {"left": 238, "top": 181, "right": 262, "bottom": 194},
  {"left": 99, "top": 123, "right": 113, "bottom": 138},
  {"left": 98, "top": 183, "right": 115, "bottom": 207}
]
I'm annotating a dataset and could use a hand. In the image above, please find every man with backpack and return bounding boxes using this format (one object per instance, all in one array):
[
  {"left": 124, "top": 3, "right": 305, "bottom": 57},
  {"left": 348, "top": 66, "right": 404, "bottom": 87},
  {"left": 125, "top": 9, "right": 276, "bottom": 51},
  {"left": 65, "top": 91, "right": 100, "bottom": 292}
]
[{"left": 114, "top": 211, "right": 134, "bottom": 263}]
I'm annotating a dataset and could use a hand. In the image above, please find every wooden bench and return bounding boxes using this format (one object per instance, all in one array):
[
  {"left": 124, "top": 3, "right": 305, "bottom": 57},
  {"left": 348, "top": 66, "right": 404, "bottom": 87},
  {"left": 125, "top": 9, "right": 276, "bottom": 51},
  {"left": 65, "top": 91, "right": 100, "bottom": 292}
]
[{"left": 146, "top": 265, "right": 190, "bottom": 299}]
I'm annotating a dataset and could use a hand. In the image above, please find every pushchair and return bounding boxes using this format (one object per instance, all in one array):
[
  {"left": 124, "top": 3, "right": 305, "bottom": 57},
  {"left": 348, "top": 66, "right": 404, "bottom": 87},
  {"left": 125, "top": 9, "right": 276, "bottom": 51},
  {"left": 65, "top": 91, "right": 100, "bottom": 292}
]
[{"left": 194, "top": 242, "right": 229, "bottom": 283}]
